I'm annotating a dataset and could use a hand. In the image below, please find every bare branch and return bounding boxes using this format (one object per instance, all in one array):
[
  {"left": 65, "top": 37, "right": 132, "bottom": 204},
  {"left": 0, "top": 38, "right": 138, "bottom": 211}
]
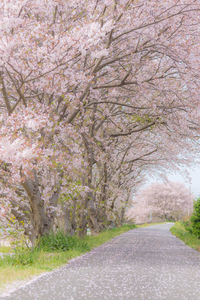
[
  {"left": 124, "top": 148, "right": 158, "bottom": 164},
  {"left": 110, "top": 121, "right": 156, "bottom": 137}
]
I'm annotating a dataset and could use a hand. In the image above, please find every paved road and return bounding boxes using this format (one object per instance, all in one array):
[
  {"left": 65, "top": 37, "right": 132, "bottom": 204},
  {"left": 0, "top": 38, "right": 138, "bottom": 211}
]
[{"left": 1, "top": 223, "right": 200, "bottom": 300}]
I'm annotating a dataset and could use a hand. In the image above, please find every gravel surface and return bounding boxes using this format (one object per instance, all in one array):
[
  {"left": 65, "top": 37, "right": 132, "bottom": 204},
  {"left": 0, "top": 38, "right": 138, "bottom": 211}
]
[{"left": 1, "top": 223, "right": 200, "bottom": 300}]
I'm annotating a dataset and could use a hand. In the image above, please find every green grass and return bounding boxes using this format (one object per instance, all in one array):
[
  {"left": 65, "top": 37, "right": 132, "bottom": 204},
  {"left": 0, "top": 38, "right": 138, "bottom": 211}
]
[
  {"left": 0, "top": 246, "right": 12, "bottom": 253},
  {"left": 0, "top": 224, "right": 136, "bottom": 291},
  {"left": 38, "top": 232, "right": 90, "bottom": 252},
  {"left": 170, "top": 222, "right": 200, "bottom": 252},
  {"left": 84, "top": 224, "right": 136, "bottom": 249}
]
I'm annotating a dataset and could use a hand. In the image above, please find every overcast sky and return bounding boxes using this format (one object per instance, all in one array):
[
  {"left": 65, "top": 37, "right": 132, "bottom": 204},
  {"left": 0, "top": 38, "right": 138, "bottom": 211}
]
[
  {"left": 167, "top": 167, "right": 200, "bottom": 197},
  {"left": 141, "top": 164, "right": 200, "bottom": 198}
]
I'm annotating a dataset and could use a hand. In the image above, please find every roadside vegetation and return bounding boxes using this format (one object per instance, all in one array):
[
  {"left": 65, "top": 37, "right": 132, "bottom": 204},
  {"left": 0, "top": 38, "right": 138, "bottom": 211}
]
[
  {"left": 170, "top": 197, "right": 200, "bottom": 252},
  {"left": 0, "top": 224, "right": 136, "bottom": 290},
  {"left": 170, "top": 222, "right": 200, "bottom": 252}
]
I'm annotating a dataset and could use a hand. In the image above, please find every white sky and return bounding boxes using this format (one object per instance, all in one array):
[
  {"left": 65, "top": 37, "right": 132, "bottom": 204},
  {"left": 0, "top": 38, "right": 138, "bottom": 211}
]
[
  {"left": 141, "top": 164, "right": 200, "bottom": 198},
  {"left": 168, "top": 167, "right": 200, "bottom": 197}
]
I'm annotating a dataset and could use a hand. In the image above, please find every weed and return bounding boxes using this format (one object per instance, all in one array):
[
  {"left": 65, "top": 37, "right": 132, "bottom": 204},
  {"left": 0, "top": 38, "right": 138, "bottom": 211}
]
[{"left": 38, "top": 231, "right": 90, "bottom": 252}]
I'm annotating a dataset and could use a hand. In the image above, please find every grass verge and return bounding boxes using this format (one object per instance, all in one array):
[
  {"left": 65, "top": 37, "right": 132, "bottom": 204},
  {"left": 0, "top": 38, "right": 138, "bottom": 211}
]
[
  {"left": 0, "top": 224, "right": 136, "bottom": 291},
  {"left": 170, "top": 222, "right": 200, "bottom": 252}
]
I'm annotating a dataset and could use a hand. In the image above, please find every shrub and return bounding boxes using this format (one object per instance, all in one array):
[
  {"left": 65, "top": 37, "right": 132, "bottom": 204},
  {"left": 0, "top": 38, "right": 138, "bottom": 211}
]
[
  {"left": 182, "top": 218, "right": 193, "bottom": 234},
  {"left": 191, "top": 198, "right": 200, "bottom": 238},
  {"left": 38, "top": 231, "right": 90, "bottom": 252}
]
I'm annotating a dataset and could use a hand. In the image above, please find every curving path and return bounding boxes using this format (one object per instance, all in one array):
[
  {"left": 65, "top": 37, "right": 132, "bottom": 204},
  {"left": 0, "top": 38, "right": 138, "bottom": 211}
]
[{"left": 1, "top": 223, "right": 200, "bottom": 300}]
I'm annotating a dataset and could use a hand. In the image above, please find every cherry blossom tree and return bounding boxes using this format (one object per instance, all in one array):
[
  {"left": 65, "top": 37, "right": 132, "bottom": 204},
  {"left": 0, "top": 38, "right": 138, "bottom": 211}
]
[
  {"left": 127, "top": 181, "right": 194, "bottom": 223},
  {"left": 0, "top": 0, "right": 200, "bottom": 242}
]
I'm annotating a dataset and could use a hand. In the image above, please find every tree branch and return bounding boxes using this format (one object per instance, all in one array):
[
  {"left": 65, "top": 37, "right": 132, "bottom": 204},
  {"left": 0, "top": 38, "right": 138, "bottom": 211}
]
[{"left": 110, "top": 121, "right": 156, "bottom": 137}]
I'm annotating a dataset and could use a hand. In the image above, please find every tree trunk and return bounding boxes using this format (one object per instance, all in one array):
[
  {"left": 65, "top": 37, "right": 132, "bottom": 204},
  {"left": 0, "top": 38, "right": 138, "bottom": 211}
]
[
  {"left": 21, "top": 171, "right": 49, "bottom": 245},
  {"left": 119, "top": 190, "right": 131, "bottom": 225}
]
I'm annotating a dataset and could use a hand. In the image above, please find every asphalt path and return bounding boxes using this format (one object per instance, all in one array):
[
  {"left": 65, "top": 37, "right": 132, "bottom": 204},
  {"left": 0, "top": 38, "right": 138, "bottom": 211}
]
[{"left": 1, "top": 223, "right": 200, "bottom": 300}]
